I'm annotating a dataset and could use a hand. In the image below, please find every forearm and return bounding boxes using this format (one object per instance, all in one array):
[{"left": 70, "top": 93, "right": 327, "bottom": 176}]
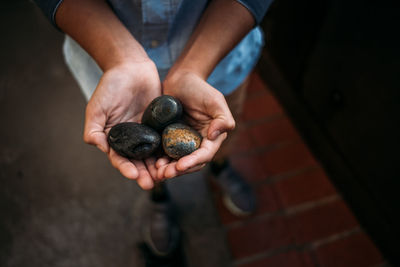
[
  {"left": 169, "top": 0, "right": 255, "bottom": 80},
  {"left": 55, "top": 0, "right": 149, "bottom": 71}
]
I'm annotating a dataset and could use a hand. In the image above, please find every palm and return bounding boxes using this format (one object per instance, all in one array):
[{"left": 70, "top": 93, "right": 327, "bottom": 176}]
[
  {"left": 93, "top": 64, "right": 160, "bottom": 128},
  {"left": 165, "top": 74, "right": 220, "bottom": 134},
  {"left": 156, "top": 72, "right": 235, "bottom": 179},
  {"left": 182, "top": 105, "right": 213, "bottom": 137}
]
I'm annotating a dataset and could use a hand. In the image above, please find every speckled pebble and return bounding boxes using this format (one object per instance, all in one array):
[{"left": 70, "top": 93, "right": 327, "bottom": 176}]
[
  {"left": 162, "top": 123, "right": 202, "bottom": 160},
  {"left": 107, "top": 122, "right": 160, "bottom": 160}
]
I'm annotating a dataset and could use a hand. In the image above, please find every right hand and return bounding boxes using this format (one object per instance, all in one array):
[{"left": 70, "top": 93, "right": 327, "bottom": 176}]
[{"left": 83, "top": 60, "right": 162, "bottom": 190}]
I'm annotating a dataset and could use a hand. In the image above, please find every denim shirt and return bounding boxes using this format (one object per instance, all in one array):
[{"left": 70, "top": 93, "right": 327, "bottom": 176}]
[{"left": 35, "top": 0, "right": 273, "bottom": 97}]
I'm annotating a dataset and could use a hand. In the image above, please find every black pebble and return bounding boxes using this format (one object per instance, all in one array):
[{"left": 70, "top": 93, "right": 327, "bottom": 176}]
[
  {"left": 108, "top": 122, "right": 160, "bottom": 160},
  {"left": 142, "top": 95, "right": 183, "bottom": 131}
]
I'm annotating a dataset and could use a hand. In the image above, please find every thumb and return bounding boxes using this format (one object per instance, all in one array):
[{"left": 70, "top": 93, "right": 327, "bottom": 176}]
[
  {"left": 83, "top": 128, "right": 109, "bottom": 153},
  {"left": 83, "top": 105, "right": 109, "bottom": 153},
  {"left": 207, "top": 92, "right": 235, "bottom": 140},
  {"left": 89, "top": 132, "right": 109, "bottom": 153},
  {"left": 207, "top": 116, "right": 236, "bottom": 140}
]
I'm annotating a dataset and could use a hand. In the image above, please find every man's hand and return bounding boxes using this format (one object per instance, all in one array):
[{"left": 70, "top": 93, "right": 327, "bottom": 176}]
[
  {"left": 155, "top": 70, "right": 235, "bottom": 179},
  {"left": 154, "top": 0, "right": 254, "bottom": 180},
  {"left": 84, "top": 61, "right": 161, "bottom": 189}
]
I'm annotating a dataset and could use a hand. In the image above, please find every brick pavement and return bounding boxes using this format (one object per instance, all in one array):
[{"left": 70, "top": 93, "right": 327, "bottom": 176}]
[{"left": 210, "top": 72, "right": 385, "bottom": 267}]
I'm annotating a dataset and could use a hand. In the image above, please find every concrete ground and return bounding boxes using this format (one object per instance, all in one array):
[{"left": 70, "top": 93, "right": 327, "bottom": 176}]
[{"left": 0, "top": 1, "right": 230, "bottom": 266}]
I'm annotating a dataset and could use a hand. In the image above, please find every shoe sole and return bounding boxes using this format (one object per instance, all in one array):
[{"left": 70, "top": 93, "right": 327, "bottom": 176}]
[
  {"left": 142, "top": 221, "right": 180, "bottom": 257},
  {"left": 222, "top": 194, "right": 252, "bottom": 217}
]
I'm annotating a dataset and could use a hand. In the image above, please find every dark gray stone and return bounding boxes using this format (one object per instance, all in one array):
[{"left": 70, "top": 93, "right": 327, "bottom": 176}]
[
  {"left": 142, "top": 95, "right": 183, "bottom": 131},
  {"left": 108, "top": 122, "right": 160, "bottom": 160}
]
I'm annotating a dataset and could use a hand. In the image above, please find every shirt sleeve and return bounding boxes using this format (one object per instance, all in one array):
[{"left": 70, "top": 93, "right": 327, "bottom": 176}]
[
  {"left": 235, "top": 0, "right": 274, "bottom": 24},
  {"left": 33, "top": 0, "right": 64, "bottom": 27}
]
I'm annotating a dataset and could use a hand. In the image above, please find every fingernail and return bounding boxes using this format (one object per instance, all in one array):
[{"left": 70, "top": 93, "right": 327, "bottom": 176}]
[{"left": 211, "top": 130, "right": 220, "bottom": 140}]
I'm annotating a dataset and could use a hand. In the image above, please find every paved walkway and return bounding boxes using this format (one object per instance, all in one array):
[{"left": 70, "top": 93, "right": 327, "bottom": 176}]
[{"left": 210, "top": 72, "right": 386, "bottom": 267}]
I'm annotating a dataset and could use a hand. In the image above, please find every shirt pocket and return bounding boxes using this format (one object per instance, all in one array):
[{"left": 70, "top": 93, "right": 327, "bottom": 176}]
[{"left": 142, "top": 0, "right": 180, "bottom": 25}]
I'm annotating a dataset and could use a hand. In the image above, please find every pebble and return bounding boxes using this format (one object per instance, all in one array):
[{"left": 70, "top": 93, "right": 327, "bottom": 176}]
[
  {"left": 107, "top": 122, "right": 160, "bottom": 160},
  {"left": 142, "top": 95, "right": 183, "bottom": 131},
  {"left": 162, "top": 123, "right": 202, "bottom": 160}
]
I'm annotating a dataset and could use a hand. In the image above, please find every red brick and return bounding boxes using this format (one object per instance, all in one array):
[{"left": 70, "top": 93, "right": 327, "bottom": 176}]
[
  {"left": 275, "top": 168, "right": 337, "bottom": 207},
  {"left": 230, "top": 128, "right": 256, "bottom": 154},
  {"left": 260, "top": 142, "right": 319, "bottom": 176},
  {"left": 238, "top": 251, "right": 315, "bottom": 267},
  {"left": 243, "top": 92, "right": 284, "bottom": 122},
  {"left": 256, "top": 183, "right": 281, "bottom": 214},
  {"left": 227, "top": 216, "right": 293, "bottom": 259},
  {"left": 215, "top": 183, "right": 280, "bottom": 225},
  {"left": 288, "top": 200, "right": 359, "bottom": 244},
  {"left": 230, "top": 154, "right": 267, "bottom": 183},
  {"left": 249, "top": 117, "right": 301, "bottom": 148},
  {"left": 315, "top": 232, "right": 383, "bottom": 267},
  {"left": 246, "top": 72, "right": 269, "bottom": 96}
]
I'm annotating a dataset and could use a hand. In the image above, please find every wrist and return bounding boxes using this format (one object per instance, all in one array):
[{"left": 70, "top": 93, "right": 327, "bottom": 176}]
[
  {"left": 99, "top": 59, "right": 160, "bottom": 96},
  {"left": 167, "top": 57, "right": 210, "bottom": 81},
  {"left": 106, "top": 57, "right": 156, "bottom": 75},
  {"left": 101, "top": 50, "right": 152, "bottom": 72},
  {"left": 164, "top": 66, "right": 205, "bottom": 88},
  {"left": 163, "top": 68, "right": 223, "bottom": 100},
  {"left": 163, "top": 68, "right": 198, "bottom": 92}
]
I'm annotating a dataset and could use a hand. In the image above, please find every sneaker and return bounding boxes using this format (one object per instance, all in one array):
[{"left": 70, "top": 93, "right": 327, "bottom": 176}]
[
  {"left": 210, "top": 160, "right": 257, "bottom": 216},
  {"left": 142, "top": 184, "right": 180, "bottom": 256}
]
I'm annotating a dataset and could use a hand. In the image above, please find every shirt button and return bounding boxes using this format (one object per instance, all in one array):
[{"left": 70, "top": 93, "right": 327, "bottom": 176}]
[{"left": 151, "top": 40, "right": 159, "bottom": 48}]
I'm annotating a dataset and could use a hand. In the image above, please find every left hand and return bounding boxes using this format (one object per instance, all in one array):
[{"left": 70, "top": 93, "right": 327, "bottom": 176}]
[{"left": 155, "top": 70, "right": 235, "bottom": 179}]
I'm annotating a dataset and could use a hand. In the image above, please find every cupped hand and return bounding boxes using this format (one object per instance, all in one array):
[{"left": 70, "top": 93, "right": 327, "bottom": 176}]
[
  {"left": 83, "top": 60, "right": 161, "bottom": 189},
  {"left": 156, "top": 70, "right": 235, "bottom": 179}
]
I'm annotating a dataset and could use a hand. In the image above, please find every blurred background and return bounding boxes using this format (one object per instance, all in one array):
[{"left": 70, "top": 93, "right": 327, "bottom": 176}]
[{"left": 1, "top": 0, "right": 399, "bottom": 266}]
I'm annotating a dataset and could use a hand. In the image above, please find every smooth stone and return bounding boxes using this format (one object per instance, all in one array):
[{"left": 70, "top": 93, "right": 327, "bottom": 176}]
[
  {"left": 142, "top": 95, "right": 183, "bottom": 131},
  {"left": 107, "top": 122, "right": 161, "bottom": 160},
  {"left": 162, "top": 123, "right": 202, "bottom": 160}
]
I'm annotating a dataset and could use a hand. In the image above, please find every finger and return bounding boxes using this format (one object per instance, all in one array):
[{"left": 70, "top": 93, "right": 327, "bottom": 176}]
[
  {"left": 108, "top": 149, "right": 139, "bottom": 179},
  {"left": 176, "top": 133, "right": 227, "bottom": 171},
  {"left": 164, "top": 163, "right": 206, "bottom": 179},
  {"left": 184, "top": 163, "right": 206, "bottom": 174},
  {"left": 91, "top": 132, "right": 109, "bottom": 153},
  {"left": 145, "top": 157, "right": 158, "bottom": 179},
  {"left": 155, "top": 156, "right": 170, "bottom": 168},
  {"left": 164, "top": 162, "right": 178, "bottom": 179},
  {"left": 207, "top": 93, "right": 235, "bottom": 140},
  {"left": 133, "top": 160, "right": 154, "bottom": 190},
  {"left": 157, "top": 164, "right": 169, "bottom": 180},
  {"left": 208, "top": 116, "right": 235, "bottom": 140}
]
